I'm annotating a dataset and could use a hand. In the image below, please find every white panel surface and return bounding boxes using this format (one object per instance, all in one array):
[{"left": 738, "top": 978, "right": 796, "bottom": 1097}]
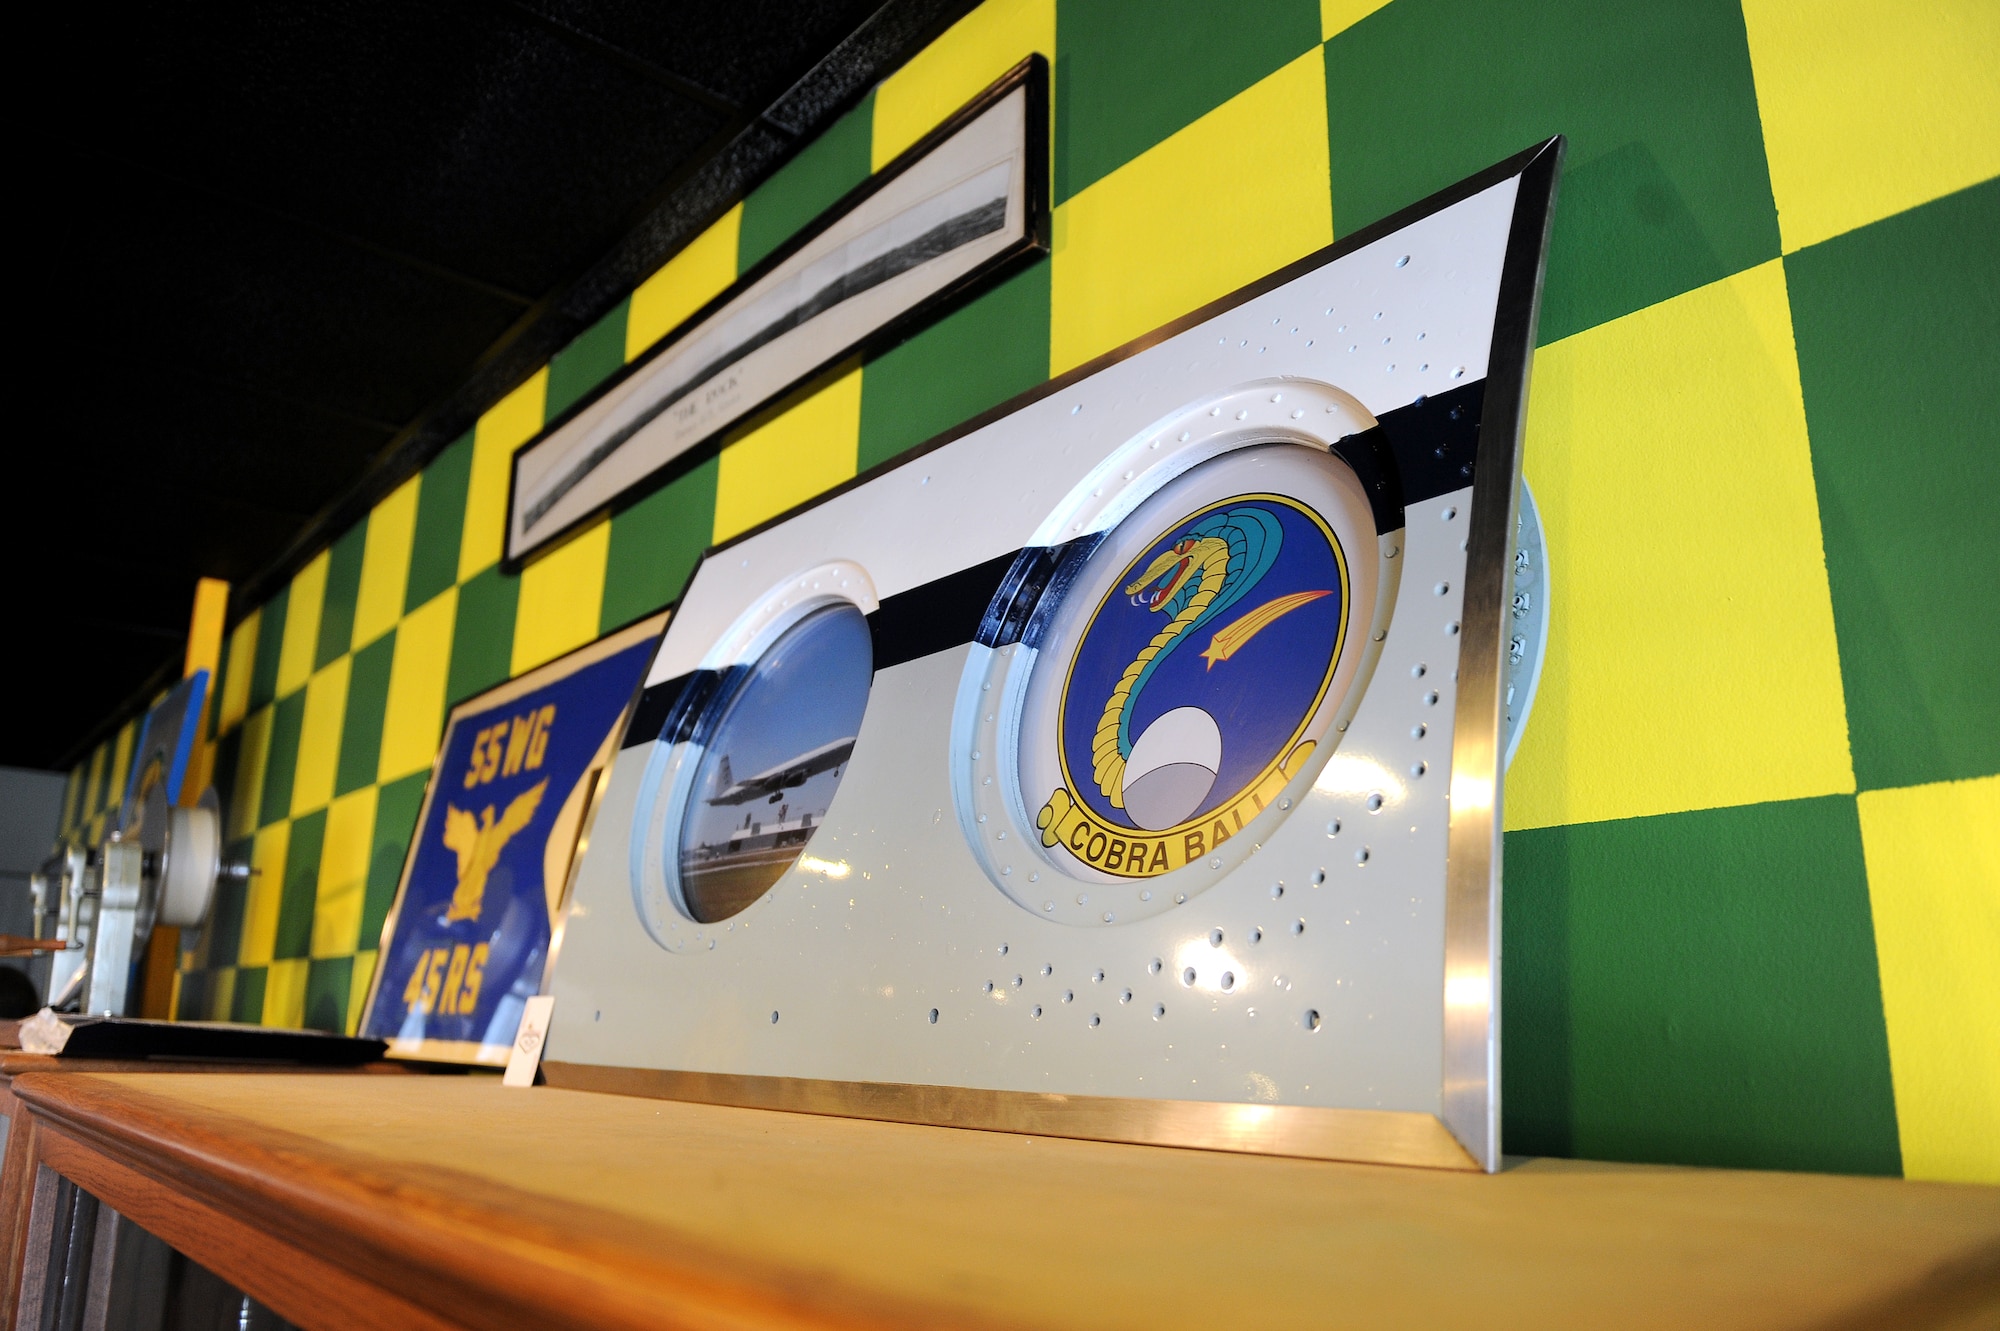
[{"left": 548, "top": 168, "right": 1541, "bottom": 1158}]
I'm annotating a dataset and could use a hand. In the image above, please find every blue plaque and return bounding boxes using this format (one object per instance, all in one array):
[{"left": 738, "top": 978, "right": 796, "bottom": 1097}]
[{"left": 360, "top": 612, "right": 666, "bottom": 1063}]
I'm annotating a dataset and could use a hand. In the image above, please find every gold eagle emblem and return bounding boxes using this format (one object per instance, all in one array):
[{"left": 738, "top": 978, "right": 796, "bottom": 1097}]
[{"left": 441, "top": 779, "right": 548, "bottom": 924}]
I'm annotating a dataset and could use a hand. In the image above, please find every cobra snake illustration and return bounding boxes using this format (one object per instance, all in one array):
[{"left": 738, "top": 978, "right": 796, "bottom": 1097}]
[{"left": 1091, "top": 507, "right": 1281, "bottom": 807}]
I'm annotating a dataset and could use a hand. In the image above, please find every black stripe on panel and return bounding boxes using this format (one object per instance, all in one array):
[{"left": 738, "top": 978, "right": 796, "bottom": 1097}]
[
  {"left": 1372, "top": 378, "right": 1487, "bottom": 510},
  {"left": 867, "top": 549, "right": 1022, "bottom": 670}
]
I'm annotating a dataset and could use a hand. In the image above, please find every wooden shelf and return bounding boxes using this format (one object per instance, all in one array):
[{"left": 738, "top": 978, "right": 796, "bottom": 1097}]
[{"left": 6, "top": 1070, "right": 1999, "bottom": 1329}]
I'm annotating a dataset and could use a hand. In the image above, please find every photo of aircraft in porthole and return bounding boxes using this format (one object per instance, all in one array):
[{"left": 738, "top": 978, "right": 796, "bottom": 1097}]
[{"left": 705, "top": 737, "right": 856, "bottom": 805}]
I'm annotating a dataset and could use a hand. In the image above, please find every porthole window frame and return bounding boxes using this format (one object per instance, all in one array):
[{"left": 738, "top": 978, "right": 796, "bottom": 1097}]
[{"left": 630, "top": 561, "right": 878, "bottom": 952}]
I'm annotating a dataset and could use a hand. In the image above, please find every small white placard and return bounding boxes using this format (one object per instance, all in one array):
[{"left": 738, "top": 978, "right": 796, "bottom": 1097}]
[{"left": 503, "top": 995, "right": 556, "bottom": 1087}]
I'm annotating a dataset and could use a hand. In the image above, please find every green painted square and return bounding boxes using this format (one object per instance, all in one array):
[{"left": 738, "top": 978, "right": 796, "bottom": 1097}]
[
  {"left": 546, "top": 298, "right": 631, "bottom": 421},
  {"left": 600, "top": 455, "right": 719, "bottom": 631},
  {"left": 857, "top": 259, "right": 1051, "bottom": 472},
  {"left": 1055, "top": 0, "right": 1319, "bottom": 203},
  {"left": 273, "top": 807, "right": 325, "bottom": 962},
  {"left": 362, "top": 769, "right": 429, "bottom": 956},
  {"left": 248, "top": 585, "right": 289, "bottom": 712},
  {"left": 1786, "top": 178, "right": 2000, "bottom": 792},
  {"left": 335, "top": 631, "right": 397, "bottom": 798},
  {"left": 173, "top": 968, "right": 208, "bottom": 1022},
  {"left": 315, "top": 522, "right": 367, "bottom": 669},
  {"left": 231, "top": 966, "right": 266, "bottom": 1024},
  {"left": 738, "top": 92, "right": 876, "bottom": 273},
  {"left": 1501, "top": 795, "right": 1900, "bottom": 1175},
  {"left": 303, "top": 955, "right": 354, "bottom": 1035},
  {"left": 1324, "top": 0, "right": 1780, "bottom": 343},
  {"left": 406, "top": 432, "right": 474, "bottom": 614},
  {"left": 257, "top": 691, "right": 306, "bottom": 829},
  {"left": 447, "top": 565, "right": 520, "bottom": 707}
]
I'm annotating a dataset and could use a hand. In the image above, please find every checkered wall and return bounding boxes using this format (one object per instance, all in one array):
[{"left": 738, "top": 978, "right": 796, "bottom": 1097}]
[{"left": 58, "top": 0, "right": 1998, "bottom": 1183}]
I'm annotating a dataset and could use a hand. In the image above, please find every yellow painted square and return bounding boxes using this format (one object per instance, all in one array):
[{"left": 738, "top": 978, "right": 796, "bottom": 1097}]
[
  {"left": 262, "top": 956, "right": 310, "bottom": 1029},
  {"left": 353, "top": 476, "right": 419, "bottom": 650},
  {"left": 290, "top": 656, "right": 350, "bottom": 817},
  {"left": 461, "top": 369, "right": 548, "bottom": 582},
  {"left": 276, "top": 550, "right": 329, "bottom": 699},
  {"left": 512, "top": 518, "right": 611, "bottom": 675},
  {"left": 1321, "top": 0, "right": 1393, "bottom": 41},
  {"left": 1743, "top": 0, "right": 2000, "bottom": 253},
  {"left": 227, "top": 705, "right": 272, "bottom": 843},
  {"left": 379, "top": 587, "right": 458, "bottom": 782},
  {"left": 1050, "top": 50, "right": 1331, "bottom": 375},
  {"left": 185, "top": 577, "right": 228, "bottom": 679},
  {"left": 240, "top": 820, "right": 290, "bottom": 968},
  {"left": 1505, "top": 260, "right": 1855, "bottom": 830},
  {"left": 1858, "top": 774, "right": 2000, "bottom": 1184},
  {"left": 625, "top": 207, "right": 741, "bottom": 360},
  {"left": 872, "top": 0, "right": 1055, "bottom": 169},
  {"left": 83, "top": 745, "right": 105, "bottom": 818},
  {"left": 59, "top": 767, "right": 80, "bottom": 836},
  {"left": 206, "top": 968, "right": 236, "bottom": 1024},
  {"left": 104, "top": 721, "right": 136, "bottom": 818},
  {"left": 712, "top": 366, "right": 863, "bottom": 542},
  {"left": 312, "top": 785, "right": 377, "bottom": 959},
  {"left": 219, "top": 611, "right": 259, "bottom": 735},
  {"left": 348, "top": 950, "right": 378, "bottom": 1035}
]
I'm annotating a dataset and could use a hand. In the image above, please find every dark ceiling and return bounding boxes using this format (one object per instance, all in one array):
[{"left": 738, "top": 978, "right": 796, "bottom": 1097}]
[{"left": 14, "top": 0, "right": 970, "bottom": 773}]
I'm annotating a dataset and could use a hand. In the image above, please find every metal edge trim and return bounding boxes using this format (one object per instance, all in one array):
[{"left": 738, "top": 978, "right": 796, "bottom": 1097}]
[
  {"left": 539, "top": 1063, "right": 1481, "bottom": 1171},
  {"left": 1440, "top": 136, "right": 1565, "bottom": 1173}
]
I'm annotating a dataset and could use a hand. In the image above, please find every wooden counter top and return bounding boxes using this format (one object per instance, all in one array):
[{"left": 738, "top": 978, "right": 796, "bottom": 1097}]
[{"left": 11, "top": 1071, "right": 1999, "bottom": 1330}]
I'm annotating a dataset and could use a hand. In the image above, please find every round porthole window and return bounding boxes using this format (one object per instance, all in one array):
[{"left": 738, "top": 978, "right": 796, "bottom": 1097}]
[{"left": 635, "top": 600, "right": 873, "bottom": 941}]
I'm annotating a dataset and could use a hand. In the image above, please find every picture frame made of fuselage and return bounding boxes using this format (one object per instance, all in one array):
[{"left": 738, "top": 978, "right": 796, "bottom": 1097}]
[{"left": 542, "top": 141, "right": 1561, "bottom": 1171}]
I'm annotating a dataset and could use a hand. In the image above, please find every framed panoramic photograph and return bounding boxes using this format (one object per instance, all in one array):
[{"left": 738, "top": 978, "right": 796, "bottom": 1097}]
[{"left": 504, "top": 55, "right": 1049, "bottom": 567}]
